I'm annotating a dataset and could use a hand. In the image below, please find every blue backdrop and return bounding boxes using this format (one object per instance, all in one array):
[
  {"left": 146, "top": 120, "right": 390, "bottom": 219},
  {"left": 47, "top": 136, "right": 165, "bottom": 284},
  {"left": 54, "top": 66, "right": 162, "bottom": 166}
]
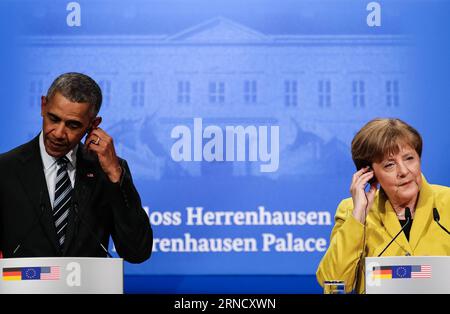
[{"left": 1, "top": 0, "right": 449, "bottom": 293}]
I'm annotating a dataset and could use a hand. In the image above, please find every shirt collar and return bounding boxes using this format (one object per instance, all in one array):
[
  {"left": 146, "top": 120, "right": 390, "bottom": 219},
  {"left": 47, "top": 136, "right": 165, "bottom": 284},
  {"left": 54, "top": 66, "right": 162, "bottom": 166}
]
[{"left": 39, "top": 132, "right": 78, "bottom": 170}]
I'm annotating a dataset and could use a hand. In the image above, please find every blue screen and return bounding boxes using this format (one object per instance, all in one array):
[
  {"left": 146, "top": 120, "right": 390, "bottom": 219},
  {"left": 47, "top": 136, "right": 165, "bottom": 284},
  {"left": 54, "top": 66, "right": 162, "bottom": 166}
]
[{"left": 1, "top": 0, "right": 449, "bottom": 292}]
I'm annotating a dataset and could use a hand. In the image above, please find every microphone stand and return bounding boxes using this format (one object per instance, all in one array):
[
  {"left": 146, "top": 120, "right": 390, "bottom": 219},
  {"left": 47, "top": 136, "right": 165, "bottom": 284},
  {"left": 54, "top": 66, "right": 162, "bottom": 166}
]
[{"left": 378, "top": 207, "right": 412, "bottom": 257}]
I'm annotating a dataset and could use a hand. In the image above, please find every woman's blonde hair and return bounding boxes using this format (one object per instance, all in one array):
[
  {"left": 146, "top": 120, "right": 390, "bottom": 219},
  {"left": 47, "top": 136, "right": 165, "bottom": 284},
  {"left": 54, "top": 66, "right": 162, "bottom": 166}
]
[{"left": 351, "top": 118, "right": 422, "bottom": 169}]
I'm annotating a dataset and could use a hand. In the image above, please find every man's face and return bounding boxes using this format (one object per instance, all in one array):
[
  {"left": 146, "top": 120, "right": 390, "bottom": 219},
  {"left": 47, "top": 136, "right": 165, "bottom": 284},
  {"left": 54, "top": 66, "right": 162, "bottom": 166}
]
[{"left": 41, "top": 92, "right": 95, "bottom": 158}]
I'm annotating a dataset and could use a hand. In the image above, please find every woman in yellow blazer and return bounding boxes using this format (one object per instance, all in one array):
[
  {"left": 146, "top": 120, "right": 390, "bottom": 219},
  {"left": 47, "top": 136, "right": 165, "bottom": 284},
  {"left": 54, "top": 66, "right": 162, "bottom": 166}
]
[{"left": 316, "top": 118, "right": 450, "bottom": 294}]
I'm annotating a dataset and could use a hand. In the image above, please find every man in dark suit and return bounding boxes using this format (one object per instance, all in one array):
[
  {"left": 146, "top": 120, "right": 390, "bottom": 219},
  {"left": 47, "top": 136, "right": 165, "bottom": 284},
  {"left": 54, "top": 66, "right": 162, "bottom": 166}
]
[{"left": 0, "top": 72, "right": 152, "bottom": 263}]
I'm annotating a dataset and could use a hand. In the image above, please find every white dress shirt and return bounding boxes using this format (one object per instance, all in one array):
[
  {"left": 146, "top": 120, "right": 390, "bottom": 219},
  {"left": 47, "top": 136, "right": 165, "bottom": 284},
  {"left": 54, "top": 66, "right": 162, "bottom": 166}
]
[{"left": 39, "top": 132, "right": 78, "bottom": 208}]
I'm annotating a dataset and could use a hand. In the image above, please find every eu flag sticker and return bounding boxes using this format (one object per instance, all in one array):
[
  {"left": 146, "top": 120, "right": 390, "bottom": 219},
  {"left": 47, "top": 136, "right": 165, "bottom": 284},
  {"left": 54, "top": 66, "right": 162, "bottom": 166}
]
[
  {"left": 21, "top": 267, "right": 41, "bottom": 280},
  {"left": 392, "top": 266, "right": 412, "bottom": 279}
]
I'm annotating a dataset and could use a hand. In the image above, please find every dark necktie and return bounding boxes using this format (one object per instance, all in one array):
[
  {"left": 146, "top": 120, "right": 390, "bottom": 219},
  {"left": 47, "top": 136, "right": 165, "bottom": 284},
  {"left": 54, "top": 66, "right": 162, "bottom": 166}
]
[{"left": 53, "top": 156, "right": 72, "bottom": 249}]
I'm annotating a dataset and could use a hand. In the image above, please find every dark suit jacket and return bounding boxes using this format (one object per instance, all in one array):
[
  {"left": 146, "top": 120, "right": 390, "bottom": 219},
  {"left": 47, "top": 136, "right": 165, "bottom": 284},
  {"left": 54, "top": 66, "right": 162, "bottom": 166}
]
[{"left": 0, "top": 135, "right": 153, "bottom": 263}]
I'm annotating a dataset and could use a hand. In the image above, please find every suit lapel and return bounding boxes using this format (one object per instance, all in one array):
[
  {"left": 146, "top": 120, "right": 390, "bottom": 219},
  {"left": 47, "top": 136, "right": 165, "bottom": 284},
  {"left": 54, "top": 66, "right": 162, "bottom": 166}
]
[
  {"left": 409, "top": 177, "right": 434, "bottom": 252},
  {"left": 62, "top": 144, "right": 99, "bottom": 255},
  {"left": 16, "top": 136, "right": 60, "bottom": 254}
]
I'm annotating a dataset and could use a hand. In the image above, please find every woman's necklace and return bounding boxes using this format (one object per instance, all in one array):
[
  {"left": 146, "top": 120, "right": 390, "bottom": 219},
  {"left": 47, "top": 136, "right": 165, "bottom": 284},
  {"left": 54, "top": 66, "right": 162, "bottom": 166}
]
[{"left": 395, "top": 207, "right": 414, "bottom": 220}]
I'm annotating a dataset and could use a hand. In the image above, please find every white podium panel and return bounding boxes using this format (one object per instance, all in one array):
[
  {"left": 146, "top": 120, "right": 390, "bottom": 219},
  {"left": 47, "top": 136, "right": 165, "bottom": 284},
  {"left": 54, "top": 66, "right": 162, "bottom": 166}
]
[
  {"left": 0, "top": 257, "right": 123, "bottom": 294},
  {"left": 366, "top": 256, "right": 450, "bottom": 294}
]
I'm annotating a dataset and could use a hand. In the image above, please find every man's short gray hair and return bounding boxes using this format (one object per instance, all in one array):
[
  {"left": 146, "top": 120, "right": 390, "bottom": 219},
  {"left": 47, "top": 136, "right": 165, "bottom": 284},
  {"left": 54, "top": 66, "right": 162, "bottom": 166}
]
[{"left": 46, "top": 72, "right": 102, "bottom": 116}]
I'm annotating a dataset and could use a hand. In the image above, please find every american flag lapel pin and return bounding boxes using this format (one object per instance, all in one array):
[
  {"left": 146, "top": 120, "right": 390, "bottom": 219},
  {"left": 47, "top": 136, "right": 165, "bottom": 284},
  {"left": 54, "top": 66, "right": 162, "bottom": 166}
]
[{"left": 87, "top": 173, "right": 95, "bottom": 178}]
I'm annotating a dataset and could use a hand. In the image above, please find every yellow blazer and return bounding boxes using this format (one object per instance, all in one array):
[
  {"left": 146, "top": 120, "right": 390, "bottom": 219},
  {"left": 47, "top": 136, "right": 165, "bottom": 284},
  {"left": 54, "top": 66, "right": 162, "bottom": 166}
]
[{"left": 316, "top": 176, "right": 450, "bottom": 293}]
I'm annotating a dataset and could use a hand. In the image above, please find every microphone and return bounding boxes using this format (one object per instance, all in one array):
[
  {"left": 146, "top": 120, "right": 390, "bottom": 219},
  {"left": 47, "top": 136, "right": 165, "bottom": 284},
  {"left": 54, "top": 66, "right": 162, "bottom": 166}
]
[
  {"left": 378, "top": 207, "right": 411, "bottom": 257},
  {"left": 72, "top": 201, "right": 112, "bottom": 258},
  {"left": 433, "top": 208, "right": 450, "bottom": 235},
  {"left": 12, "top": 190, "right": 47, "bottom": 256}
]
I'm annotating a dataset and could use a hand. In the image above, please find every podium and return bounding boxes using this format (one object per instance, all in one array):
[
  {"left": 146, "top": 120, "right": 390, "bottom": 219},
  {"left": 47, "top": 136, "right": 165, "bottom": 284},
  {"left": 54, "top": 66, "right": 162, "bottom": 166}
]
[
  {"left": 0, "top": 257, "right": 123, "bottom": 294},
  {"left": 365, "top": 256, "right": 450, "bottom": 294}
]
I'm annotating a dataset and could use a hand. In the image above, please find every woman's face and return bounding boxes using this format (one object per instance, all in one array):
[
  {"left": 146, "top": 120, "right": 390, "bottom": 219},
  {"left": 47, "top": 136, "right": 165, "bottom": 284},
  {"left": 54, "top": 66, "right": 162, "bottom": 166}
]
[{"left": 372, "top": 144, "right": 422, "bottom": 206}]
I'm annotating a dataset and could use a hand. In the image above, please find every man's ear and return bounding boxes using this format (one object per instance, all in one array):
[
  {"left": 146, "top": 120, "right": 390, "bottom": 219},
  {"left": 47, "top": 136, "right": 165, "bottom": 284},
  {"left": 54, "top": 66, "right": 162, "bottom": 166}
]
[
  {"left": 92, "top": 116, "right": 102, "bottom": 129},
  {"left": 40, "top": 96, "right": 47, "bottom": 117}
]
